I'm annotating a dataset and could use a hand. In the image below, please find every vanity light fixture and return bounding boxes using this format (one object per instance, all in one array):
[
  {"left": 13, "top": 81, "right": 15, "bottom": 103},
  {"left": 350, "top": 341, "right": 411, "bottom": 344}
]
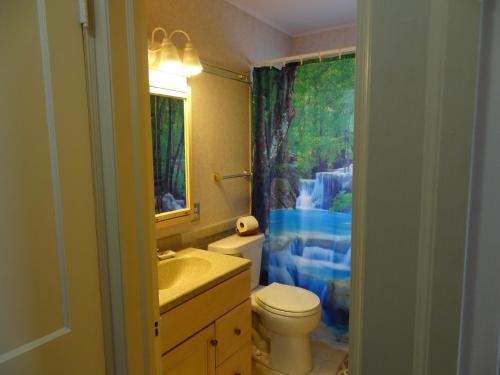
[{"left": 149, "top": 27, "right": 203, "bottom": 77}]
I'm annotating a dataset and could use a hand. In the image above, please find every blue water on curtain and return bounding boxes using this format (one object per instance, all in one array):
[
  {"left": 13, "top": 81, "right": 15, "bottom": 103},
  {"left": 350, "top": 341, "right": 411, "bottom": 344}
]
[
  {"left": 261, "top": 167, "right": 352, "bottom": 343},
  {"left": 270, "top": 209, "right": 351, "bottom": 237}
]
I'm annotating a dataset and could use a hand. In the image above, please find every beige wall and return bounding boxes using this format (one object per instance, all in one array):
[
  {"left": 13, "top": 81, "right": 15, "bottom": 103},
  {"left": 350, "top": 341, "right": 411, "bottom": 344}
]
[
  {"left": 146, "top": 0, "right": 292, "bottom": 245},
  {"left": 291, "top": 24, "right": 357, "bottom": 55}
]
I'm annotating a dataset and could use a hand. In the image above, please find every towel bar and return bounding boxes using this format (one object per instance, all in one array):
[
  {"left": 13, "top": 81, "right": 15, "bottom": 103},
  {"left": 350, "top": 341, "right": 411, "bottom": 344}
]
[{"left": 213, "top": 171, "right": 252, "bottom": 182}]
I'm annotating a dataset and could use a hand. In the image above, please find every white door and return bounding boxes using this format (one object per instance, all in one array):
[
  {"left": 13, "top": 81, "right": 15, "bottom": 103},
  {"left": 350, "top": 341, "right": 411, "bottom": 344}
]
[{"left": 0, "top": 0, "right": 106, "bottom": 374}]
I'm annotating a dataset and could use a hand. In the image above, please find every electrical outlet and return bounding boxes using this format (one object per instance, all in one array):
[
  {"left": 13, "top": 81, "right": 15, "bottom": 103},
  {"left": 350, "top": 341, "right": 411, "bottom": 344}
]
[{"left": 192, "top": 202, "right": 200, "bottom": 221}]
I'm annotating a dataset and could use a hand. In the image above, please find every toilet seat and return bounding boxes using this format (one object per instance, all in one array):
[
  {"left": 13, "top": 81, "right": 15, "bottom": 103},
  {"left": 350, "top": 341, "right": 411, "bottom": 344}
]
[{"left": 254, "top": 283, "right": 320, "bottom": 318}]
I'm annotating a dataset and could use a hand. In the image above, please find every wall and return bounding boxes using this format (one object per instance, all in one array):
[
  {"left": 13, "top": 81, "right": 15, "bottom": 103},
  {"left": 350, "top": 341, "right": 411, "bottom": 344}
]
[
  {"left": 291, "top": 24, "right": 356, "bottom": 55},
  {"left": 460, "top": 0, "right": 500, "bottom": 373},
  {"left": 146, "top": 0, "right": 292, "bottom": 246}
]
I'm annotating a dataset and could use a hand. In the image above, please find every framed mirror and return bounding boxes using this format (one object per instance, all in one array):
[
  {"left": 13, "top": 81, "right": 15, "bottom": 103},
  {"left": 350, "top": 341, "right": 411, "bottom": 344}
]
[{"left": 150, "top": 87, "right": 191, "bottom": 223}]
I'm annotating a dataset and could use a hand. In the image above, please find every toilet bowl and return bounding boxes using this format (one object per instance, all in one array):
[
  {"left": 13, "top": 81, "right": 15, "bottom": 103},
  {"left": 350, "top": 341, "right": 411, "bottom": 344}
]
[
  {"left": 208, "top": 233, "right": 321, "bottom": 375},
  {"left": 252, "top": 283, "right": 321, "bottom": 375}
]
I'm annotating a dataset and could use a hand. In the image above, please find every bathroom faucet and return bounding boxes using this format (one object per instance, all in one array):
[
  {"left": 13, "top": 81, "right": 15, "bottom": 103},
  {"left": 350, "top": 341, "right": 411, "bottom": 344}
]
[{"left": 157, "top": 249, "right": 176, "bottom": 261}]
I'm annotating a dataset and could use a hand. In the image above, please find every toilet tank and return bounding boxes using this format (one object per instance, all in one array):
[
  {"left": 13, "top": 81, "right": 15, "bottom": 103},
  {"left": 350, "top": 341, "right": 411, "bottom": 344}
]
[{"left": 208, "top": 233, "right": 264, "bottom": 289}]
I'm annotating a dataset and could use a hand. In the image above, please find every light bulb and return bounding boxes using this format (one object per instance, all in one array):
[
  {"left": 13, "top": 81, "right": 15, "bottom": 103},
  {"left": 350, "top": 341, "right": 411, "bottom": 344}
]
[
  {"left": 158, "top": 37, "right": 182, "bottom": 74},
  {"left": 182, "top": 41, "right": 203, "bottom": 77}
]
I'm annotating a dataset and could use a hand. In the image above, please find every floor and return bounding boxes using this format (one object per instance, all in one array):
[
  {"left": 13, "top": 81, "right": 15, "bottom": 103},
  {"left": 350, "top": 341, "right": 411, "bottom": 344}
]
[
  {"left": 310, "top": 322, "right": 349, "bottom": 350},
  {"left": 253, "top": 324, "right": 349, "bottom": 375},
  {"left": 308, "top": 340, "right": 348, "bottom": 375}
]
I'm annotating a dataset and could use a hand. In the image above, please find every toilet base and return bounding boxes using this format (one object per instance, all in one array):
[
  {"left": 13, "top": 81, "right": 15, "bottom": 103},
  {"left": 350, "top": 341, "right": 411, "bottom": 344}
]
[{"left": 269, "top": 333, "right": 312, "bottom": 375}]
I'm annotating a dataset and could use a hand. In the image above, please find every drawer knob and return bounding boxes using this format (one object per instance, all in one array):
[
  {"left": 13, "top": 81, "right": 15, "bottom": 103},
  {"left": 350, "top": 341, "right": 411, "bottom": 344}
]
[
  {"left": 210, "top": 339, "right": 218, "bottom": 346},
  {"left": 234, "top": 328, "right": 242, "bottom": 336}
]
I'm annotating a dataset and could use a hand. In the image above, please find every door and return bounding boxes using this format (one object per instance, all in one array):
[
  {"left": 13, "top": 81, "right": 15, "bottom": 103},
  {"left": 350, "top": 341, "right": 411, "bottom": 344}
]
[
  {"left": 0, "top": 0, "right": 106, "bottom": 374},
  {"left": 162, "top": 325, "right": 216, "bottom": 375}
]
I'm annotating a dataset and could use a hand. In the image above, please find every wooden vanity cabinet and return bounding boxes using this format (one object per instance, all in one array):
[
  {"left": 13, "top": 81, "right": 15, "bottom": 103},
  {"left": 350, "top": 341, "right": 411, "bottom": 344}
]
[{"left": 160, "top": 269, "right": 252, "bottom": 375}]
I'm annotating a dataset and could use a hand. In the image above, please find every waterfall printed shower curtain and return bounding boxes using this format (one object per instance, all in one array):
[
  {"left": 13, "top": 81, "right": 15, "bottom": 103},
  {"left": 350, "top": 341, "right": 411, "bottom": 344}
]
[{"left": 252, "top": 56, "right": 355, "bottom": 343}]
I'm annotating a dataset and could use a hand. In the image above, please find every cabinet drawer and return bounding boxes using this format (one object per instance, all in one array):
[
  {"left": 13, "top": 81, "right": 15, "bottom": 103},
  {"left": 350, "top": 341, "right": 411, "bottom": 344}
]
[
  {"left": 215, "top": 299, "right": 251, "bottom": 366},
  {"left": 216, "top": 343, "right": 251, "bottom": 375}
]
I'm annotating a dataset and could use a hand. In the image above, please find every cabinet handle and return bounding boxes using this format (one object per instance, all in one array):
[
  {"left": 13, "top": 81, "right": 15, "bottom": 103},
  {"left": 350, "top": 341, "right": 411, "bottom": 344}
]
[
  {"left": 210, "top": 339, "right": 218, "bottom": 346},
  {"left": 234, "top": 373, "right": 241, "bottom": 375},
  {"left": 234, "top": 328, "right": 241, "bottom": 336}
]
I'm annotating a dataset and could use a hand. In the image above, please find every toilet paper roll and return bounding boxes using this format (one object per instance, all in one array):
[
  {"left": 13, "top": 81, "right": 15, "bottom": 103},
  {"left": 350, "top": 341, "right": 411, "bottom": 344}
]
[{"left": 236, "top": 216, "right": 260, "bottom": 236}]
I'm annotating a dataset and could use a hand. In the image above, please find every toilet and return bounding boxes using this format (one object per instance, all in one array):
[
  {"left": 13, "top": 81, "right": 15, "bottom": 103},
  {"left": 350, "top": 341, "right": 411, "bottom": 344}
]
[{"left": 208, "top": 233, "right": 321, "bottom": 375}]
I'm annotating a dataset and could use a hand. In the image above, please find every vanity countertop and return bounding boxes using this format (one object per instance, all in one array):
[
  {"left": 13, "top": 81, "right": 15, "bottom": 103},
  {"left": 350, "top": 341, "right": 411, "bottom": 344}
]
[{"left": 158, "top": 248, "right": 251, "bottom": 313}]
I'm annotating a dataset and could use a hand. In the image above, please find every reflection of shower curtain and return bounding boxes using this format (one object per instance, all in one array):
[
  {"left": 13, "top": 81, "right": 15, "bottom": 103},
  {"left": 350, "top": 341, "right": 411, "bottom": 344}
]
[{"left": 251, "top": 56, "right": 355, "bottom": 342}]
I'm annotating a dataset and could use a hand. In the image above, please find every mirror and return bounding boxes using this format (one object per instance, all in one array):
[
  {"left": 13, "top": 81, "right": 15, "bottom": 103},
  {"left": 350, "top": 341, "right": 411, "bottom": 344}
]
[{"left": 150, "top": 91, "right": 191, "bottom": 222}]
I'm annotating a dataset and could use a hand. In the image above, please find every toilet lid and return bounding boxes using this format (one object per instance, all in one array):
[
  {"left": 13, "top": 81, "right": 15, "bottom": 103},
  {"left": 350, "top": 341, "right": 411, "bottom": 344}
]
[{"left": 255, "top": 283, "right": 320, "bottom": 315}]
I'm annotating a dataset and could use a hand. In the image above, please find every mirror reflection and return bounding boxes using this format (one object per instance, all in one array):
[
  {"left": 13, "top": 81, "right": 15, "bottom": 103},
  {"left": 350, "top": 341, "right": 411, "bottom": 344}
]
[{"left": 150, "top": 94, "right": 187, "bottom": 215}]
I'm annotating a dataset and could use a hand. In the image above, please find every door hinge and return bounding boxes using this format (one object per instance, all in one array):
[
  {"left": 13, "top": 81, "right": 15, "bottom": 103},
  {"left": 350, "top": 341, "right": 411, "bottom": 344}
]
[
  {"left": 154, "top": 321, "right": 159, "bottom": 337},
  {"left": 79, "top": 0, "right": 89, "bottom": 28}
]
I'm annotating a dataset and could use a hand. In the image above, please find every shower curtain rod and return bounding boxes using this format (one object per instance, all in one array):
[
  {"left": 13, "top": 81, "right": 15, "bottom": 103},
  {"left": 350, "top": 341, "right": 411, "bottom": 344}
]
[{"left": 252, "top": 45, "right": 356, "bottom": 68}]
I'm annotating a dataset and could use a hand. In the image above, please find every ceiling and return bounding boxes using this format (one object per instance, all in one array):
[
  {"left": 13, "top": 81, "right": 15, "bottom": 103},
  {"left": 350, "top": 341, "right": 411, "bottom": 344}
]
[{"left": 224, "top": 0, "right": 356, "bottom": 37}]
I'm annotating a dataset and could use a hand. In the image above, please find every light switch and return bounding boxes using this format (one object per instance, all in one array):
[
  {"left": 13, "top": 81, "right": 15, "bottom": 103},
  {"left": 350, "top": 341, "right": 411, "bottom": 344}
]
[{"left": 193, "top": 202, "right": 200, "bottom": 221}]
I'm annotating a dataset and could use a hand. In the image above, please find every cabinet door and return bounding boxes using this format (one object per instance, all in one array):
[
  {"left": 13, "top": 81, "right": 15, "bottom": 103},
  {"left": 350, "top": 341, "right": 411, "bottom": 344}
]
[{"left": 162, "top": 324, "right": 216, "bottom": 375}]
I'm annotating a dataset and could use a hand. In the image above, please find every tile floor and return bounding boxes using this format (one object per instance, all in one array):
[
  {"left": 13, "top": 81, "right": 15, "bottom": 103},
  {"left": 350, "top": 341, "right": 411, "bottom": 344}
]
[
  {"left": 310, "top": 322, "right": 349, "bottom": 350},
  {"left": 308, "top": 340, "right": 348, "bottom": 375},
  {"left": 252, "top": 324, "right": 348, "bottom": 375}
]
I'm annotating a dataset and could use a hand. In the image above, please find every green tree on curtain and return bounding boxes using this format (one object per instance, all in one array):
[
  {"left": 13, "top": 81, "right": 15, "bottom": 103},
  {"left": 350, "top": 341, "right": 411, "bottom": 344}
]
[
  {"left": 289, "top": 57, "right": 355, "bottom": 178},
  {"left": 252, "top": 64, "right": 298, "bottom": 232}
]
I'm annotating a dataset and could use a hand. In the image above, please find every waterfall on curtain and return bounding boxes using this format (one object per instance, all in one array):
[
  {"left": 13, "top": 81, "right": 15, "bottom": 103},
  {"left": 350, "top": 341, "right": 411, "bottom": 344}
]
[{"left": 251, "top": 56, "right": 355, "bottom": 343}]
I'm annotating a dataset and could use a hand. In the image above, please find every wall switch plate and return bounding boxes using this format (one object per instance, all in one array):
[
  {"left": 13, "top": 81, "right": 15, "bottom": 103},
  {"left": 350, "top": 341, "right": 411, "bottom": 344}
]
[{"left": 192, "top": 202, "right": 200, "bottom": 221}]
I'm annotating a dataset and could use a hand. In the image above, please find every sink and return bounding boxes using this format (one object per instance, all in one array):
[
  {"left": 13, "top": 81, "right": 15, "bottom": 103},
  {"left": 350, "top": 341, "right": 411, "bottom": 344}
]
[
  {"left": 158, "top": 256, "right": 212, "bottom": 290},
  {"left": 157, "top": 248, "right": 251, "bottom": 313}
]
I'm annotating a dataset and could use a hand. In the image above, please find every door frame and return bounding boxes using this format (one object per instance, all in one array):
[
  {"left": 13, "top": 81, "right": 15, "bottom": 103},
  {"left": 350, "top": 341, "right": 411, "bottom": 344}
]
[
  {"left": 349, "top": 0, "right": 371, "bottom": 372},
  {"left": 83, "top": 0, "right": 160, "bottom": 374},
  {"left": 351, "top": 0, "right": 481, "bottom": 374}
]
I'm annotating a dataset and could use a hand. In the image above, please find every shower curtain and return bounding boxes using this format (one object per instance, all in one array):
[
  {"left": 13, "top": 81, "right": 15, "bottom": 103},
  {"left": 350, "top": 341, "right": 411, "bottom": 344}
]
[{"left": 252, "top": 56, "right": 355, "bottom": 343}]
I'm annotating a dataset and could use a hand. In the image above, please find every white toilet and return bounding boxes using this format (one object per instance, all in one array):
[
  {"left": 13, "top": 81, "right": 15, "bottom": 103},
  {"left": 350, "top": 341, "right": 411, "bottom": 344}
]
[{"left": 208, "top": 233, "right": 321, "bottom": 375}]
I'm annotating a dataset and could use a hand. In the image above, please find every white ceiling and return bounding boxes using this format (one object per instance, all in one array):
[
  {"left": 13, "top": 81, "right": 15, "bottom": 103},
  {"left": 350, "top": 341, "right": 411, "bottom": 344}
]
[{"left": 224, "top": 0, "right": 356, "bottom": 37}]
